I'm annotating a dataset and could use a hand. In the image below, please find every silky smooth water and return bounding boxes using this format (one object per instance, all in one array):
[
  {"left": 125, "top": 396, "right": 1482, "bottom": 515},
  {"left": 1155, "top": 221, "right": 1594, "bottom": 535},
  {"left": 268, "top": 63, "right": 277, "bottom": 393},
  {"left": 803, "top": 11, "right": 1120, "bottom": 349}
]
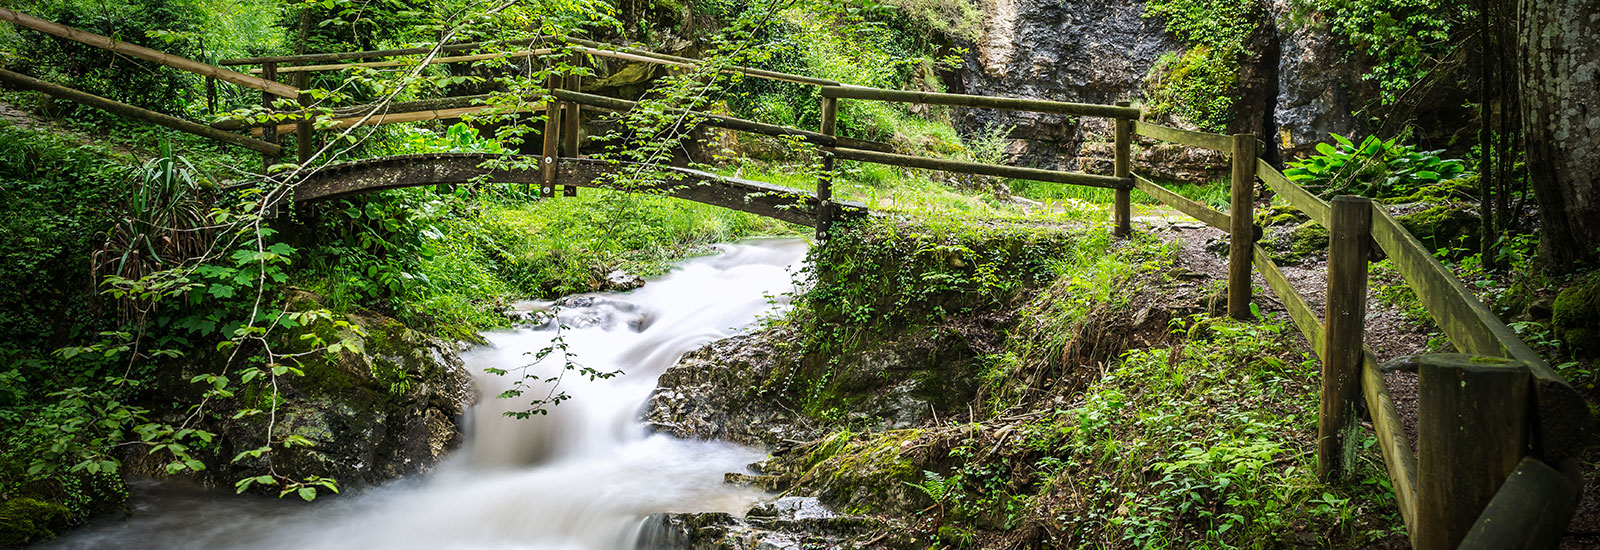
[{"left": 43, "top": 238, "right": 808, "bottom": 550}]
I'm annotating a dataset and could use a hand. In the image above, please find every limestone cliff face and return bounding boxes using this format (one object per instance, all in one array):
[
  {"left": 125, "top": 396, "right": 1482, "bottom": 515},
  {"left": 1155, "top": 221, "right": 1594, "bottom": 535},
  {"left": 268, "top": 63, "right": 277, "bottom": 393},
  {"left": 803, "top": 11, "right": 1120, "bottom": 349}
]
[
  {"left": 1265, "top": 0, "right": 1362, "bottom": 158},
  {"left": 947, "top": 0, "right": 1180, "bottom": 170},
  {"left": 944, "top": 0, "right": 1397, "bottom": 172}
]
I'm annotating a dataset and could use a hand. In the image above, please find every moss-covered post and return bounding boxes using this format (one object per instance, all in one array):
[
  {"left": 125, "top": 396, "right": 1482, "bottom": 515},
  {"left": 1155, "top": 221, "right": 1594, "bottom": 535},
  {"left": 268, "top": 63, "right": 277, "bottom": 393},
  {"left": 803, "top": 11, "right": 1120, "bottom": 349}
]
[
  {"left": 261, "top": 61, "right": 279, "bottom": 173},
  {"left": 561, "top": 51, "right": 581, "bottom": 197},
  {"left": 1319, "top": 195, "right": 1371, "bottom": 481},
  {"left": 540, "top": 68, "right": 562, "bottom": 199},
  {"left": 1413, "top": 354, "right": 1531, "bottom": 550},
  {"left": 817, "top": 96, "right": 838, "bottom": 240},
  {"left": 1227, "top": 133, "right": 1257, "bottom": 319},
  {"left": 1113, "top": 101, "right": 1132, "bottom": 237}
]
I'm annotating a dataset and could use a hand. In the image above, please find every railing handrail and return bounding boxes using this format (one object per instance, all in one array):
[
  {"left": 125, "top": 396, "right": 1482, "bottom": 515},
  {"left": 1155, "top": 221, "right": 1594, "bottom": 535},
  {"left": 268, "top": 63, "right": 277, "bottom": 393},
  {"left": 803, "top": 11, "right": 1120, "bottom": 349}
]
[
  {"left": 6, "top": 7, "right": 1590, "bottom": 546},
  {"left": 821, "top": 85, "right": 1142, "bottom": 119},
  {"left": 1131, "top": 119, "right": 1592, "bottom": 549}
]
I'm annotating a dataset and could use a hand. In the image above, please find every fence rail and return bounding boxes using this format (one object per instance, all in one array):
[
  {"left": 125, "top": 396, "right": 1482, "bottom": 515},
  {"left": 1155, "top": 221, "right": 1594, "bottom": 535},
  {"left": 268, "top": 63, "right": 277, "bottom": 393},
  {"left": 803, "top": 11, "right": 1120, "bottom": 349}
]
[
  {"left": 1132, "top": 118, "right": 1591, "bottom": 549},
  {"left": 1, "top": 11, "right": 1590, "bottom": 547}
]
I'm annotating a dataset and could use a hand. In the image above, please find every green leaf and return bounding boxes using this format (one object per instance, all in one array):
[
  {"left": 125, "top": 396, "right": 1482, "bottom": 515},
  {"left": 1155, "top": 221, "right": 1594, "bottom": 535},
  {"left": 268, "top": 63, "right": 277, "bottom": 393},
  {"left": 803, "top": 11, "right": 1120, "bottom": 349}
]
[{"left": 298, "top": 487, "right": 317, "bottom": 501}]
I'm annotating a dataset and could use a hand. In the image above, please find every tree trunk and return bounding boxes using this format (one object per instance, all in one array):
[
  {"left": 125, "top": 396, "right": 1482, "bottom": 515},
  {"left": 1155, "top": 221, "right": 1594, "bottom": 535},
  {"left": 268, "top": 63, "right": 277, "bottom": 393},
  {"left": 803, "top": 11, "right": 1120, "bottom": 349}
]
[{"left": 1519, "top": 0, "right": 1600, "bottom": 272}]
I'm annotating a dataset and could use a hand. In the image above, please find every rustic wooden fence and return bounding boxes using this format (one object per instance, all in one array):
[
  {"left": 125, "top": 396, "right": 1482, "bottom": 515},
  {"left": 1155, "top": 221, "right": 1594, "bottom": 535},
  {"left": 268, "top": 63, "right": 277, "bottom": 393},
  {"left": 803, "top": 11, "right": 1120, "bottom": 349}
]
[
  {"left": 1130, "top": 119, "right": 1595, "bottom": 550},
  {"left": 1, "top": 10, "right": 1592, "bottom": 547}
]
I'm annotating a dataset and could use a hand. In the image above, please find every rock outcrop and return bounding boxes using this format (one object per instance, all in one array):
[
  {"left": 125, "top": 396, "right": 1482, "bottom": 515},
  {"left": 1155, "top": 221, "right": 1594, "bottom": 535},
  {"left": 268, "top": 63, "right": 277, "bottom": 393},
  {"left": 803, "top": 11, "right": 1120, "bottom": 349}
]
[
  {"left": 138, "top": 292, "right": 478, "bottom": 493},
  {"left": 947, "top": 0, "right": 1181, "bottom": 171},
  {"left": 637, "top": 497, "right": 911, "bottom": 549}
]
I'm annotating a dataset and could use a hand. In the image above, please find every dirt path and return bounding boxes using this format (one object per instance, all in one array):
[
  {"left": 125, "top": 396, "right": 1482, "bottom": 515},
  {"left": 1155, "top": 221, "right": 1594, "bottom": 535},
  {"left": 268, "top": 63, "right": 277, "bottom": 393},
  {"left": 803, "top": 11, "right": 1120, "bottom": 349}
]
[
  {"left": 0, "top": 100, "right": 143, "bottom": 158},
  {"left": 1144, "top": 214, "right": 1600, "bottom": 549}
]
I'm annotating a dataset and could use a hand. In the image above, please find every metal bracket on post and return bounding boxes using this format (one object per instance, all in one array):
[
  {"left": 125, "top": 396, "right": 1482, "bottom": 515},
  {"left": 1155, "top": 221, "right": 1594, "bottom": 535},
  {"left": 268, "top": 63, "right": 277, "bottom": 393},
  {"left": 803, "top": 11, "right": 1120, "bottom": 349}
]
[
  {"left": 561, "top": 52, "right": 581, "bottom": 197},
  {"left": 1226, "top": 133, "right": 1258, "bottom": 319},
  {"left": 1319, "top": 195, "right": 1371, "bottom": 481},
  {"left": 539, "top": 70, "right": 561, "bottom": 200},
  {"left": 1113, "top": 101, "right": 1132, "bottom": 237},
  {"left": 816, "top": 96, "right": 838, "bottom": 240}
]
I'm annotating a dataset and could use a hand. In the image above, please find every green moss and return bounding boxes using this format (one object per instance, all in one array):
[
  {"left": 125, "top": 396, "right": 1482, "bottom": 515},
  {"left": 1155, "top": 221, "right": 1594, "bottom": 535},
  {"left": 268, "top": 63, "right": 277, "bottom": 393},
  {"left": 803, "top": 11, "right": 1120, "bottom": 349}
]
[
  {"left": 791, "top": 429, "right": 926, "bottom": 514},
  {"left": 1285, "top": 221, "right": 1329, "bottom": 260},
  {"left": 0, "top": 497, "right": 71, "bottom": 547},
  {"left": 1395, "top": 203, "right": 1479, "bottom": 253},
  {"left": 1553, "top": 274, "right": 1600, "bottom": 356},
  {"left": 1257, "top": 204, "right": 1308, "bottom": 227},
  {"left": 1381, "top": 175, "right": 1478, "bottom": 205}
]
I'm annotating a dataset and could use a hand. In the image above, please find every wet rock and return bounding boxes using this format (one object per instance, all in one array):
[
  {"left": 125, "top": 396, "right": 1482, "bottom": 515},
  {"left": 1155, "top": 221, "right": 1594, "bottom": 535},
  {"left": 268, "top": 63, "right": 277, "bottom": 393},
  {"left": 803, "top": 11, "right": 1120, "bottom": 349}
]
[
  {"left": 604, "top": 269, "right": 646, "bottom": 291},
  {"left": 637, "top": 502, "right": 902, "bottom": 550},
  {"left": 746, "top": 497, "right": 836, "bottom": 521},
  {"left": 724, "top": 472, "right": 788, "bottom": 492},
  {"left": 552, "top": 295, "right": 652, "bottom": 331},
  {"left": 644, "top": 331, "right": 812, "bottom": 447},
  {"left": 157, "top": 291, "right": 477, "bottom": 492},
  {"left": 637, "top": 512, "right": 739, "bottom": 550}
]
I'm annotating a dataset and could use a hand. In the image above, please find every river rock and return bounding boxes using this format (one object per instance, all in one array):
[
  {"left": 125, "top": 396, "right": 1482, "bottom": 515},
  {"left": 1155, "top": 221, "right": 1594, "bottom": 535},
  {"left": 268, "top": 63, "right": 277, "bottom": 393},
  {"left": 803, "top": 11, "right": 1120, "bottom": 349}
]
[
  {"left": 147, "top": 292, "right": 477, "bottom": 492},
  {"left": 604, "top": 269, "right": 646, "bottom": 291},
  {"left": 637, "top": 501, "right": 907, "bottom": 550},
  {"left": 644, "top": 331, "right": 812, "bottom": 447}
]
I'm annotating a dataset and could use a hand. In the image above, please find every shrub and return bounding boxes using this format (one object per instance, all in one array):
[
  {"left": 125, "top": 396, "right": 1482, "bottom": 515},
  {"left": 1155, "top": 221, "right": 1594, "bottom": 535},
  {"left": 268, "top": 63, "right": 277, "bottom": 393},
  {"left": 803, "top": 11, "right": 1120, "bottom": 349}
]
[{"left": 1283, "top": 133, "right": 1470, "bottom": 199}]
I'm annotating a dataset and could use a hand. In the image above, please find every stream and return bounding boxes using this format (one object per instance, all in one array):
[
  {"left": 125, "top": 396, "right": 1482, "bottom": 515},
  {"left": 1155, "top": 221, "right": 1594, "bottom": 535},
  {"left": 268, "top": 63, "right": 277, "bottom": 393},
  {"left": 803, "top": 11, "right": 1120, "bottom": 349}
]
[{"left": 43, "top": 238, "right": 810, "bottom": 550}]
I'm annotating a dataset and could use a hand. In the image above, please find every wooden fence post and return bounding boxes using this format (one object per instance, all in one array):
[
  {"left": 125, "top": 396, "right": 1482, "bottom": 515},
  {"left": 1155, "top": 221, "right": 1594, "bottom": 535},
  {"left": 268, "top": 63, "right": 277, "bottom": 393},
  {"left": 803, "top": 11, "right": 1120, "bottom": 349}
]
[
  {"left": 261, "top": 62, "right": 279, "bottom": 173},
  {"left": 1319, "top": 195, "right": 1372, "bottom": 481},
  {"left": 1458, "top": 456, "right": 1581, "bottom": 549},
  {"left": 1227, "top": 133, "right": 1257, "bottom": 319},
  {"left": 206, "top": 76, "right": 216, "bottom": 114},
  {"left": 1113, "top": 101, "right": 1132, "bottom": 237},
  {"left": 295, "top": 72, "right": 313, "bottom": 164},
  {"left": 561, "top": 52, "right": 581, "bottom": 197},
  {"left": 1414, "top": 354, "right": 1531, "bottom": 550},
  {"left": 816, "top": 96, "right": 837, "bottom": 239},
  {"left": 540, "top": 69, "right": 562, "bottom": 199}
]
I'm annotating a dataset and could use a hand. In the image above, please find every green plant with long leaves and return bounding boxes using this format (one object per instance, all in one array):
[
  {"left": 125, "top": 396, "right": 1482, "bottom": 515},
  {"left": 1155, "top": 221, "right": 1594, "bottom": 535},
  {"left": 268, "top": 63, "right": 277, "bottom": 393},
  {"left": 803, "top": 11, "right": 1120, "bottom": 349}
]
[{"left": 1284, "top": 133, "right": 1470, "bottom": 199}]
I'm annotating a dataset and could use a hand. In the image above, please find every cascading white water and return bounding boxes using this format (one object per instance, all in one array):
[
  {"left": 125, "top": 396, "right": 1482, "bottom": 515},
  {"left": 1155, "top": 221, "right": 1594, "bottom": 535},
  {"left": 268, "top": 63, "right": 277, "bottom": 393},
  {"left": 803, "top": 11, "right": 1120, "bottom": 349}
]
[{"left": 44, "top": 238, "right": 809, "bottom": 550}]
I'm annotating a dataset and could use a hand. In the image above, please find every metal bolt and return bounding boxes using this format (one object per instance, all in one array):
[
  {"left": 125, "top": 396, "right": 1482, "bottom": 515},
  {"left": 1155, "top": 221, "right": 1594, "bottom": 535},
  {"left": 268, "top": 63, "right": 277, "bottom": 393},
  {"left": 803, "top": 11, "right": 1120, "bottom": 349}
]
[
  {"left": 545, "top": 156, "right": 553, "bottom": 163},
  {"left": 543, "top": 187, "right": 553, "bottom": 194}
]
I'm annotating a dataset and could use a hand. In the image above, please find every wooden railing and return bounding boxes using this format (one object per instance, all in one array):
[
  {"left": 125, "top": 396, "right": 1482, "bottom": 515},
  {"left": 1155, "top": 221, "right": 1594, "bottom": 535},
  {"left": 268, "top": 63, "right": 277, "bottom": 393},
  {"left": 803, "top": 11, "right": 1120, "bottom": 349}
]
[
  {"left": 206, "top": 34, "right": 1143, "bottom": 237},
  {"left": 2, "top": 11, "right": 1592, "bottom": 546},
  {"left": 1130, "top": 120, "right": 1595, "bottom": 550}
]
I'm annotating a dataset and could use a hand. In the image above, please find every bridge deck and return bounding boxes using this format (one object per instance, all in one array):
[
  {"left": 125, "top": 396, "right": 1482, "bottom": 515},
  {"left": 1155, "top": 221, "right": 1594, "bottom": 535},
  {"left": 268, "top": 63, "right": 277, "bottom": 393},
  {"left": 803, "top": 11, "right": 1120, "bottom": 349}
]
[{"left": 292, "top": 153, "right": 868, "bottom": 227}]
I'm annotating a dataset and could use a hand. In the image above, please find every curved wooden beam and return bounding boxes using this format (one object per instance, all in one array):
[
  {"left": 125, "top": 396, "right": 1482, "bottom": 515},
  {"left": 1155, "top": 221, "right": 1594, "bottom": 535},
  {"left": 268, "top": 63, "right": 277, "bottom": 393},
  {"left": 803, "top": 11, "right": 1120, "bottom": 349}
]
[{"left": 290, "top": 153, "right": 866, "bottom": 226}]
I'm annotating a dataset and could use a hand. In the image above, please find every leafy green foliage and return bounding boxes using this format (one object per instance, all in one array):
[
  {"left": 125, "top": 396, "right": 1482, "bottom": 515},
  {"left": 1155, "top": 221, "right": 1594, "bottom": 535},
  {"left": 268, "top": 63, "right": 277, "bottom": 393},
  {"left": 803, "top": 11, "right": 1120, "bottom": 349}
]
[
  {"left": 1291, "top": 0, "right": 1469, "bottom": 104},
  {"left": 1142, "top": 0, "right": 1264, "bottom": 130},
  {"left": 1026, "top": 317, "right": 1400, "bottom": 547},
  {"left": 1284, "top": 133, "right": 1470, "bottom": 199},
  {"left": 800, "top": 219, "right": 1070, "bottom": 348}
]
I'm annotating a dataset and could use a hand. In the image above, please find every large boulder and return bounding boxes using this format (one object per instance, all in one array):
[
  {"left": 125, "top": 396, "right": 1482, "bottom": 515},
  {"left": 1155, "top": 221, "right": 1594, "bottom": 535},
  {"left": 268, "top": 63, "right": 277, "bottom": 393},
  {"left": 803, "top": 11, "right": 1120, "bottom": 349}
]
[{"left": 133, "top": 292, "right": 477, "bottom": 493}]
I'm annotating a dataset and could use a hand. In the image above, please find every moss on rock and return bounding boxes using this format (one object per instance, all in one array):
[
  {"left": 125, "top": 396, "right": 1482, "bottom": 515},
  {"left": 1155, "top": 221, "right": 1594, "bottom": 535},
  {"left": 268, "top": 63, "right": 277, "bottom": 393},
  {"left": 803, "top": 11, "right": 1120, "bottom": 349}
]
[
  {"left": 1554, "top": 274, "right": 1600, "bottom": 357},
  {"left": 1262, "top": 221, "right": 1329, "bottom": 264},
  {"left": 176, "top": 291, "right": 476, "bottom": 492},
  {"left": 1395, "top": 202, "right": 1479, "bottom": 254},
  {"left": 0, "top": 498, "right": 71, "bottom": 548},
  {"left": 775, "top": 429, "right": 930, "bottom": 515}
]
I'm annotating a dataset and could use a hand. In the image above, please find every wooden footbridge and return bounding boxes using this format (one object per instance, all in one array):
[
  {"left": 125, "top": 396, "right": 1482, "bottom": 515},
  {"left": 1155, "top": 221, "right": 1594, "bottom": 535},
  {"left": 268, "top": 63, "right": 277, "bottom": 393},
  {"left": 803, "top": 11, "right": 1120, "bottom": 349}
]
[{"left": 1, "top": 7, "right": 1595, "bottom": 549}]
